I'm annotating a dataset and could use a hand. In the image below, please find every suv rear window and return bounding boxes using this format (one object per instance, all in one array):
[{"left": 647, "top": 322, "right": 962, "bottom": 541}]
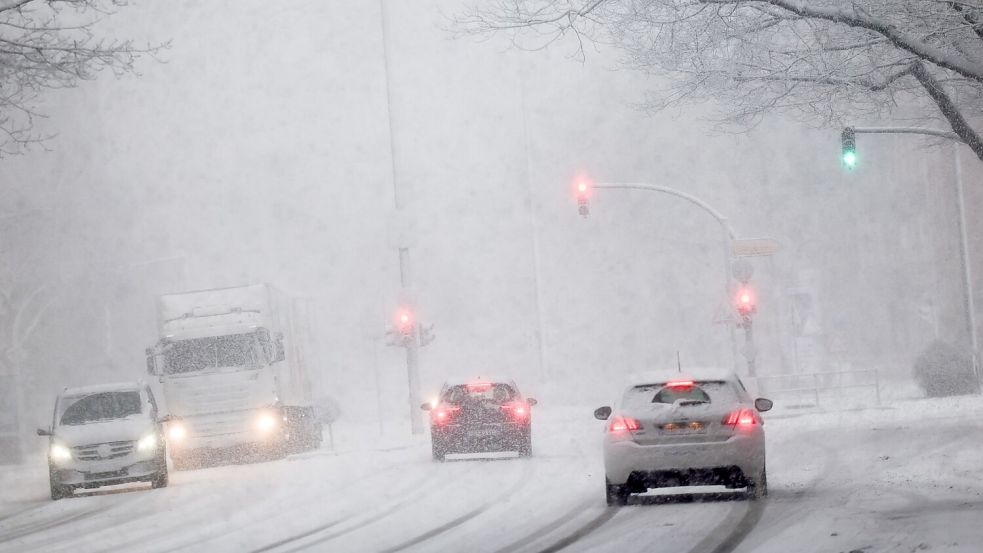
[
  {"left": 442, "top": 383, "right": 516, "bottom": 405},
  {"left": 58, "top": 391, "right": 143, "bottom": 426}
]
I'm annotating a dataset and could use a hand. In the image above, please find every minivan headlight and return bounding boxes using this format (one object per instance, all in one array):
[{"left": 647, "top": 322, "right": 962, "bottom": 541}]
[
  {"left": 137, "top": 433, "right": 158, "bottom": 453},
  {"left": 50, "top": 443, "right": 72, "bottom": 463}
]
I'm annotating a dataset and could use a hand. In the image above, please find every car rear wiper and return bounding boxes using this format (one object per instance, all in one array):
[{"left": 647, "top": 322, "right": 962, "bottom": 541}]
[{"left": 674, "top": 399, "right": 710, "bottom": 407}]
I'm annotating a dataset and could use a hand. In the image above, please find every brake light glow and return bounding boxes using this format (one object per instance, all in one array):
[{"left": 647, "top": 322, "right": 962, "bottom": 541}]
[
  {"left": 501, "top": 402, "right": 529, "bottom": 420},
  {"left": 722, "top": 408, "right": 757, "bottom": 427},
  {"left": 609, "top": 416, "right": 641, "bottom": 433},
  {"left": 665, "top": 379, "right": 694, "bottom": 388},
  {"left": 431, "top": 404, "right": 460, "bottom": 424},
  {"left": 466, "top": 382, "right": 492, "bottom": 392}
]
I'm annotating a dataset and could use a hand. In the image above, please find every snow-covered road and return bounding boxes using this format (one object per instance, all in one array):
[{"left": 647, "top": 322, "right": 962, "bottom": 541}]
[{"left": 2, "top": 395, "right": 981, "bottom": 552}]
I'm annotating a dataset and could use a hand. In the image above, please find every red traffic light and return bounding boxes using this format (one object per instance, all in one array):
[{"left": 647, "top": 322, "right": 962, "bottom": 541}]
[
  {"left": 573, "top": 174, "right": 592, "bottom": 218},
  {"left": 736, "top": 288, "right": 755, "bottom": 315},
  {"left": 573, "top": 174, "right": 592, "bottom": 200},
  {"left": 395, "top": 307, "right": 414, "bottom": 335}
]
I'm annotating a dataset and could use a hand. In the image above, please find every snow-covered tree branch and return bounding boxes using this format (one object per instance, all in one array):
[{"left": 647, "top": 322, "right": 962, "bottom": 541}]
[
  {"left": 0, "top": 0, "right": 165, "bottom": 156},
  {"left": 456, "top": 0, "right": 983, "bottom": 162}
]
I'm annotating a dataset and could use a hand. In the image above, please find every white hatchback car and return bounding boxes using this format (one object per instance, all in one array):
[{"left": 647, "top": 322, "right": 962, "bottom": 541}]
[
  {"left": 37, "top": 382, "right": 169, "bottom": 500},
  {"left": 595, "top": 370, "right": 772, "bottom": 506}
]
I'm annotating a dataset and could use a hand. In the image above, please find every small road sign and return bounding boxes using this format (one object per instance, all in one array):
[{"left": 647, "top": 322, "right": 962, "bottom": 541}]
[{"left": 733, "top": 238, "right": 782, "bottom": 257}]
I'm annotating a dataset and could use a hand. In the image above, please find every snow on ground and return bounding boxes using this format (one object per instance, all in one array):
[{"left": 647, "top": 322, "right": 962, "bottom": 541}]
[{"left": 1, "top": 393, "right": 982, "bottom": 552}]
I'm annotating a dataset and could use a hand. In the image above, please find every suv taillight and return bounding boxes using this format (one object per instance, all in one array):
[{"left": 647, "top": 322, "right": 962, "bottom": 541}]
[
  {"left": 609, "top": 416, "right": 641, "bottom": 433},
  {"left": 501, "top": 401, "right": 529, "bottom": 421},
  {"left": 431, "top": 404, "right": 460, "bottom": 424},
  {"left": 722, "top": 408, "right": 757, "bottom": 428}
]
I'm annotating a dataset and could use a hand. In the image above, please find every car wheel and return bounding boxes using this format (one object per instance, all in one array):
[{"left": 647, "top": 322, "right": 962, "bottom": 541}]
[
  {"left": 605, "top": 479, "right": 630, "bottom": 507},
  {"left": 518, "top": 434, "right": 533, "bottom": 457},
  {"left": 49, "top": 479, "right": 72, "bottom": 501},
  {"left": 432, "top": 440, "right": 446, "bottom": 462},
  {"left": 747, "top": 466, "right": 768, "bottom": 500},
  {"left": 151, "top": 460, "right": 169, "bottom": 489}
]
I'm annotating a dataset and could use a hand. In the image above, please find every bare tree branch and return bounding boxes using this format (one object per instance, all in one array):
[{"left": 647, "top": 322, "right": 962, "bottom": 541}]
[
  {"left": 0, "top": 0, "right": 167, "bottom": 155},
  {"left": 457, "top": 0, "right": 983, "bottom": 163}
]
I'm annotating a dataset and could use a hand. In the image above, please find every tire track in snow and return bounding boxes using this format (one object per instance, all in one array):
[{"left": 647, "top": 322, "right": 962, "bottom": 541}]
[
  {"left": 249, "top": 467, "right": 449, "bottom": 553},
  {"left": 0, "top": 493, "right": 140, "bottom": 548},
  {"left": 485, "top": 498, "right": 596, "bottom": 553},
  {"left": 530, "top": 505, "right": 619, "bottom": 553},
  {"left": 99, "top": 451, "right": 420, "bottom": 553},
  {"left": 372, "top": 458, "right": 537, "bottom": 553},
  {"left": 682, "top": 496, "right": 766, "bottom": 553},
  {"left": 0, "top": 502, "right": 48, "bottom": 525}
]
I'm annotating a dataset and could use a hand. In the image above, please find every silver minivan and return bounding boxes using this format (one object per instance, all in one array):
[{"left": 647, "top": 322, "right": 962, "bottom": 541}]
[{"left": 37, "top": 382, "right": 169, "bottom": 500}]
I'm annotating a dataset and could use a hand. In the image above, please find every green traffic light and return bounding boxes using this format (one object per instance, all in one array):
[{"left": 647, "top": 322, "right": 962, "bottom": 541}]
[{"left": 842, "top": 150, "right": 857, "bottom": 169}]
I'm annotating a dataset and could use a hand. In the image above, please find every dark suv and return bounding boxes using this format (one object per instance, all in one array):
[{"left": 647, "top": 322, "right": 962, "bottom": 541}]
[{"left": 422, "top": 379, "right": 537, "bottom": 461}]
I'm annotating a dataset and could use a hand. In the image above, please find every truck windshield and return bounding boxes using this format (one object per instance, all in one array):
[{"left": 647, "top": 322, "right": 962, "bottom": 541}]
[
  {"left": 58, "top": 391, "right": 143, "bottom": 426},
  {"left": 163, "top": 333, "right": 265, "bottom": 375}
]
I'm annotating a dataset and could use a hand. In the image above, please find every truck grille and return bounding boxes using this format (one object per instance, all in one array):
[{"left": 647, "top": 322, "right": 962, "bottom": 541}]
[{"left": 73, "top": 440, "right": 135, "bottom": 460}]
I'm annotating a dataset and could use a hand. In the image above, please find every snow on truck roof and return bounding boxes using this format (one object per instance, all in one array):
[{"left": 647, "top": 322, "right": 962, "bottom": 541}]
[
  {"left": 626, "top": 368, "right": 739, "bottom": 387},
  {"left": 60, "top": 381, "right": 144, "bottom": 397}
]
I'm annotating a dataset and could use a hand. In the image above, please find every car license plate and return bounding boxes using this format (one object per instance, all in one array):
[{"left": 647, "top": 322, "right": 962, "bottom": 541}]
[
  {"left": 85, "top": 469, "right": 126, "bottom": 481},
  {"left": 472, "top": 427, "right": 500, "bottom": 437},
  {"left": 661, "top": 421, "right": 706, "bottom": 434}
]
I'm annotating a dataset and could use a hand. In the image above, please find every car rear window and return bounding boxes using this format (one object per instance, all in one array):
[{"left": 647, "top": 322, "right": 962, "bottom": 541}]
[
  {"left": 442, "top": 383, "right": 516, "bottom": 404},
  {"left": 622, "top": 381, "right": 739, "bottom": 409},
  {"left": 58, "top": 391, "right": 143, "bottom": 426}
]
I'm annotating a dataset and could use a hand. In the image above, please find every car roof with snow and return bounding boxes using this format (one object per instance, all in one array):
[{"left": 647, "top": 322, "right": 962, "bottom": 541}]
[
  {"left": 60, "top": 381, "right": 144, "bottom": 398},
  {"left": 625, "top": 368, "right": 739, "bottom": 388},
  {"left": 441, "top": 376, "right": 519, "bottom": 388}
]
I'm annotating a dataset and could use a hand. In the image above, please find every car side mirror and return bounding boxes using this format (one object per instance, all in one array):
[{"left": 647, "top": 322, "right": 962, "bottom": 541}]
[
  {"left": 754, "top": 398, "right": 774, "bottom": 412},
  {"left": 157, "top": 414, "right": 175, "bottom": 423},
  {"left": 274, "top": 333, "right": 286, "bottom": 363},
  {"left": 420, "top": 403, "right": 432, "bottom": 411},
  {"left": 36, "top": 427, "right": 52, "bottom": 437},
  {"left": 594, "top": 406, "right": 612, "bottom": 420},
  {"left": 145, "top": 347, "right": 158, "bottom": 376},
  {"left": 527, "top": 398, "right": 538, "bottom": 407}
]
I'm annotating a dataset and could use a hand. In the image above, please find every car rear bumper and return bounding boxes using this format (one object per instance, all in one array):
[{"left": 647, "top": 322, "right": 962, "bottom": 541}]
[
  {"left": 432, "top": 424, "right": 529, "bottom": 454},
  {"left": 604, "top": 433, "right": 765, "bottom": 486}
]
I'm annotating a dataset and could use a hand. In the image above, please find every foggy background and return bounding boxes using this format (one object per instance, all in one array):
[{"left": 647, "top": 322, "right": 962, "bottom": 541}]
[{"left": 1, "top": 0, "right": 979, "bottom": 446}]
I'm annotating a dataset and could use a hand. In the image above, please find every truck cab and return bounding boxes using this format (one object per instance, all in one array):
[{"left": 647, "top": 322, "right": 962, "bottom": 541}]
[{"left": 146, "top": 285, "right": 321, "bottom": 469}]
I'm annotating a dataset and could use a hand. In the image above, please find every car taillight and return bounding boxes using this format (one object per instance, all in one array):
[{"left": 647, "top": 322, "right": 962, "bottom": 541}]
[
  {"left": 722, "top": 408, "right": 757, "bottom": 428},
  {"left": 501, "top": 402, "right": 529, "bottom": 420},
  {"left": 432, "top": 404, "right": 460, "bottom": 424},
  {"left": 609, "top": 416, "right": 641, "bottom": 433}
]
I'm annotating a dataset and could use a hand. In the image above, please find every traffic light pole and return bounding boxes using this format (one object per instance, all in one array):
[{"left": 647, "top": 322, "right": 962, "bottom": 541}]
[
  {"left": 740, "top": 315, "right": 756, "bottom": 377},
  {"left": 381, "top": 0, "right": 424, "bottom": 435},
  {"left": 593, "top": 182, "right": 742, "bottom": 373},
  {"left": 843, "top": 128, "right": 978, "bottom": 370},
  {"left": 404, "top": 328, "right": 422, "bottom": 435}
]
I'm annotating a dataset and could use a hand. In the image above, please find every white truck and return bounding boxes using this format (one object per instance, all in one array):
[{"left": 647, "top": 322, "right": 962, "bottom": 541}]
[{"left": 145, "top": 284, "right": 322, "bottom": 468}]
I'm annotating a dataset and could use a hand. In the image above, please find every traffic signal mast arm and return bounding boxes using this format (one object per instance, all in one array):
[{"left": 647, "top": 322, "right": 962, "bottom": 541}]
[
  {"left": 848, "top": 126, "right": 962, "bottom": 142},
  {"left": 587, "top": 182, "right": 738, "bottom": 242},
  {"left": 841, "top": 126, "right": 966, "bottom": 170}
]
